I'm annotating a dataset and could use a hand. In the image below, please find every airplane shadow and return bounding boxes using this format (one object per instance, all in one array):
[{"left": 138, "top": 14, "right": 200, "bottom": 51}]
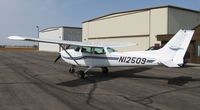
[{"left": 57, "top": 67, "right": 200, "bottom": 87}]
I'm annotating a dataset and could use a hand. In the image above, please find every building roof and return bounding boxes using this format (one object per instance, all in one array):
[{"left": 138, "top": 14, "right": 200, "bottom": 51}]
[
  {"left": 40, "top": 26, "right": 82, "bottom": 32},
  {"left": 193, "top": 24, "right": 200, "bottom": 30},
  {"left": 83, "top": 5, "right": 200, "bottom": 23}
]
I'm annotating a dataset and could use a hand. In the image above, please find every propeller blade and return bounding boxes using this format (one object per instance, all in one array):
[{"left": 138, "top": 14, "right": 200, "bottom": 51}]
[{"left": 54, "top": 54, "right": 61, "bottom": 63}]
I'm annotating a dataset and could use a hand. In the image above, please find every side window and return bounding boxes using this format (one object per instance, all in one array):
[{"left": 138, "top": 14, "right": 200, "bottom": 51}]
[
  {"left": 81, "top": 46, "right": 92, "bottom": 53},
  {"left": 94, "top": 47, "right": 105, "bottom": 54}
]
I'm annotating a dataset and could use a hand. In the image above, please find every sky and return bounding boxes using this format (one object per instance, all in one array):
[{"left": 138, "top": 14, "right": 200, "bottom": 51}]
[{"left": 0, "top": 0, "right": 200, "bottom": 45}]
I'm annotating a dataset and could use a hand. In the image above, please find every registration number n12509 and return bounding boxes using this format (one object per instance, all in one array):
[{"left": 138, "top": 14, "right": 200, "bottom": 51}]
[{"left": 118, "top": 57, "right": 147, "bottom": 64}]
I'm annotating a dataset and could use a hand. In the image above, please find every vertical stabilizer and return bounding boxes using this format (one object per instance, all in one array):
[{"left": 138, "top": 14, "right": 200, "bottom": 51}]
[{"left": 158, "top": 29, "right": 194, "bottom": 67}]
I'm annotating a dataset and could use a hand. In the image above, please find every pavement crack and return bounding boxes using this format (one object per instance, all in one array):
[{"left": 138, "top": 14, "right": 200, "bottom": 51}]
[
  {"left": 86, "top": 78, "right": 105, "bottom": 110},
  {"left": 118, "top": 95, "right": 161, "bottom": 110},
  {"left": 7, "top": 65, "right": 81, "bottom": 110},
  {"left": 119, "top": 85, "right": 200, "bottom": 110},
  {"left": 0, "top": 82, "right": 35, "bottom": 85},
  {"left": 136, "top": 84, "right": 200, "bottom": 103}
]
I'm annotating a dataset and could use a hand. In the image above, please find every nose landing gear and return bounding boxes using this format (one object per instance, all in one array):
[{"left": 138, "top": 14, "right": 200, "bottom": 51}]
[
  {"left": 69, "top": 65, "right": 75, "bottom": 73},
  {"left": 102, "top": 67, "right": 109, "bottom": 74},
  {"left": 69, "top": 67, "right": 75, "bottom": 73}
]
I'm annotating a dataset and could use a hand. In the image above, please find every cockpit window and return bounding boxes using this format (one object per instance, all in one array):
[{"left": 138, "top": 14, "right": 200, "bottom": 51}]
[
  {"left": 81, "top": 46, "right": 105, "bottom": 54},
  {"left": 94, "top": 47, "right": 105, "bottom": 54},
  {"left": 107, "top": 47, "right": 116, "bottom": 53},
  {"left": 81, "top": 46, "right": 92, "bottom": 53}
]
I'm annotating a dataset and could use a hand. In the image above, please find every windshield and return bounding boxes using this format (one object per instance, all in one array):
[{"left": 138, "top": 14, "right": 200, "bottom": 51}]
[
  {"left": 81, "top": 46, "right": 106, "bottom": 54},
  {"left": 107, "top": 47, "right": 117, "bottom": 53},
  {"left": 74, "top": 46, "right": 80, "bottom": 52}
]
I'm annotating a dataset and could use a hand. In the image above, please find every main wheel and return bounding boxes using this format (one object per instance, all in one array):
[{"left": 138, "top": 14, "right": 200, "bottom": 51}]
[
  {"left": 69, "top": 68, "right": 75, "bottom": 73},
  {"left": 179, "top": 63, "right": 185, "bottom": 68},
  {"left": 102, "top": 67, "right": 109, "bottom": 74},
  {"left": 78, "top": 71, "right": 85, "bottom": 79}
]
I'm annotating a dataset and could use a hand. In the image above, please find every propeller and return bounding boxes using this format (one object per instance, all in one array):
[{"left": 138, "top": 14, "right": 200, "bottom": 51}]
[{"left": 54, "top": 54, "right": 61, "bottom": 63}]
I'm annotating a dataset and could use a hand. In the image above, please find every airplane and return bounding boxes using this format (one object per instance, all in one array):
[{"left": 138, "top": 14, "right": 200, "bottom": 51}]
[{"left": 8, "top": 29, "right": 194, "bottom": 79}]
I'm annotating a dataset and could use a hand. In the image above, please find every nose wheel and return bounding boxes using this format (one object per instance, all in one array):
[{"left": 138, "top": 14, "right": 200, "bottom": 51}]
[
  {"left": 69, "top": 67, "right": 75, "bottom": 73},
  {"left": 102, "top": 67, "right": 109, "bottom": 74}
]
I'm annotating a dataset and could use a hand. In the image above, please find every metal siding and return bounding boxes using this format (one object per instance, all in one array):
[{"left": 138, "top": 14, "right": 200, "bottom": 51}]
[
  {"left": 39, "top": 43, "right": 60, "bottom": 52},
  {"left": 84, "top": 11, "right": 150, "bottom": 39},
  {"left": 82, "top": 23, "right": 89, "bottom": 41},
  {"left": 39, "top": 28, "right": 62, "bottom": 52},
  {"left": 150, "top": 8, "right": 168, "bottom": 46},
  {"left": 39, "top": 27, "right": 82, "bottom": 52},
  {"left": 82, "top": 7, "right": 199, "bottom": 51},
  {"left": 168, "top": 8, "right": 200, "bottom": 34},
  {"left": 88, "top": 36, "right": 149, "bottom": 52},
  {"left": 63, "top": 28, "right": 82, "bottom": 41}
]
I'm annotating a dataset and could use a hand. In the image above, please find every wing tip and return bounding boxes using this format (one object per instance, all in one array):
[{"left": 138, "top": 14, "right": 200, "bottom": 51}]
[{"left": 8, "top": 36, "right": 25, "bottom": 40}]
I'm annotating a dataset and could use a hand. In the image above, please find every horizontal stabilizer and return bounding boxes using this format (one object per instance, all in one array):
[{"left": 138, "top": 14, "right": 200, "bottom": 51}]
[{"left": 160, "top": 60, "right": 180, "bottom": 67}]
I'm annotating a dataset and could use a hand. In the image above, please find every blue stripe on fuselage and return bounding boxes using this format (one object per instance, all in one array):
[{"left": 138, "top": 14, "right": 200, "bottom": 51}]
[{"left": 63, "top": 56, "right": 119, "bottom": 60}]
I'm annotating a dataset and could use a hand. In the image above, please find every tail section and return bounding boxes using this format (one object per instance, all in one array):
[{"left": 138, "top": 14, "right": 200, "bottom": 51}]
[{"left": 156, "top": 29, "right": 194, "bottom": 67}]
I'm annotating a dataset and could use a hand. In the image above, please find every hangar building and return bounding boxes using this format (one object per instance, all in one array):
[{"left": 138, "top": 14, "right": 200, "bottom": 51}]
[
  {"left": 39, "top": 26, "right": 82, "bottom": 52},
  {"left": 83, "top": 5, "right": 200, "bottom": 52}
]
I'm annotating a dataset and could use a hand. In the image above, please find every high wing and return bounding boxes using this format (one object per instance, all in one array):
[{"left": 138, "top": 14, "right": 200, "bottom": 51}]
[{"left": 8, "top": 36, "right": 136, "bottom": 48}]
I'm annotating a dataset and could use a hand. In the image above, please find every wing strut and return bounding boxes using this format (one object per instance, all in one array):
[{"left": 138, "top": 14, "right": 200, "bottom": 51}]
[{"left": 60, "top": 44, "right": 80, "bottom": 66}]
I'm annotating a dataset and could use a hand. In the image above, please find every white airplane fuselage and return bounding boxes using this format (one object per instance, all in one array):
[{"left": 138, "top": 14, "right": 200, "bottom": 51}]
[{"left": 60, "top": 49, "right": 159, "bottom": 67}]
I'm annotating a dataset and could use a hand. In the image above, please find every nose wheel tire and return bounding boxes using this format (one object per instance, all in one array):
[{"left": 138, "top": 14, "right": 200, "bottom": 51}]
[
  {"left": 102, "top": 67, "right": 108, "bottom": 75},
  {"left": 102, "top": 67, "right": 109, "bottom": 74},
  {"left": 78, "top": 71, "right": 86, "bottom": 79},
  {"left": 69, "top": 68, "right": 75, "bottom": 73}
]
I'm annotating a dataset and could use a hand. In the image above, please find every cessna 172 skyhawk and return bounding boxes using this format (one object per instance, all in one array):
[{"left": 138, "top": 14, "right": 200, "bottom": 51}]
[{"left": 8, "top": 29, "right": 194, "bottom": 78}]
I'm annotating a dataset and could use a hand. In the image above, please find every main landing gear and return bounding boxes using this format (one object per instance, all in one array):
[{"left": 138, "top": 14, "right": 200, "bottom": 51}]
[
  {"left": 78, "top": 71, "right": 85, "bottom": 79},
  {"left": 69, "top": 67, "right": 85, "bottom": 79},
  {"left": 69, "top": 66, "right": 109, "bottom": 79},
  {"left": 68, "top": 66, "right": 90, "bottom": 79}
]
